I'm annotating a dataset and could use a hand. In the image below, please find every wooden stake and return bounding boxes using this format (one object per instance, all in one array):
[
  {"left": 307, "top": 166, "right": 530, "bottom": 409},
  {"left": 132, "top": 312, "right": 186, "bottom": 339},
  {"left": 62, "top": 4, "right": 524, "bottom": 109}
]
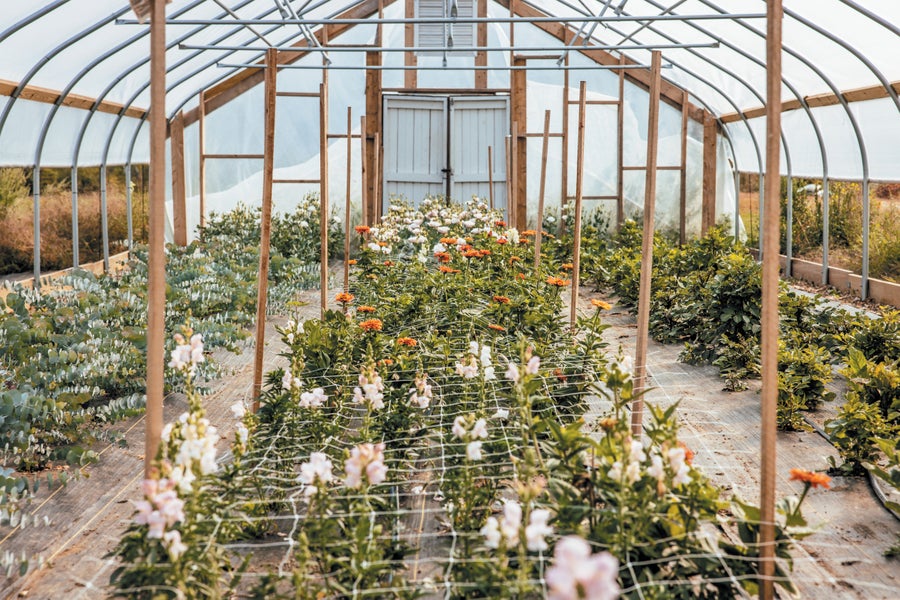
[
  {"left": 487, "top": 145, "right": 495, "bottom": 211},
  {"left": 374, "top": 131, "right": 381, "bottom": 217},
  {"left": 569, "top": 82, "right": 587, "bottom": 331},
  {"left": 631, "top": 51, "right": 662, "bottom": 435},
  {"left": 320, "top": 78, "right": 330, "bottom": 319},
  {"left": 760, "top": 1, "right": 783, "bottom": 597},
  {"left": 360, "top": 115, "right": 368, "bottom": 226},
  {"left": 535, "top": 109, "right": 550, "bottom": 273},
  {"left": 679, "top": 90, "right": 688, "bottom": 245},
  {"left": 505, "top": 136, "right": 512, "bottom": 222},
  {"left": 560, "top": 53, "right": 569, "bottom": 233},
  {"left": 198, "top": 91, "right": 206, "bottom": 229},
  {"left": 145, "top": 0, "right": 167, "bottom": 476},
  {"left": 616, "top": 55, "right": 625, "bottom": 230},
  {"left": 701, "top": 114, "right": 717, "bottom": 234},
  {"left": 170, "top": 111, "right": 187, "bottom": 246},
  {"left": 251, "top": 48, "right": 278, "bottom": 412},
  {"left": 510, "top": 121, "right": 519, "bottom": 228},
  {"left": 344, "top": 106, "right": 352, "bottom": 295}
]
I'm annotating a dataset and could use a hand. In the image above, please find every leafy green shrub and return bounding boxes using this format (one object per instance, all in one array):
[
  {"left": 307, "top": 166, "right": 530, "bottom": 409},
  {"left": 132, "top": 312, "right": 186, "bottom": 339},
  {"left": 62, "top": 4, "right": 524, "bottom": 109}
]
[
  {"left": 825, "top": 395, "right": 889, "bottom": 475},
  {"left": 840, "top": 348, "right": 900, "bottom": 425},
  {"left": 777, "top": 338, "right": 835, "bottom": 430}
]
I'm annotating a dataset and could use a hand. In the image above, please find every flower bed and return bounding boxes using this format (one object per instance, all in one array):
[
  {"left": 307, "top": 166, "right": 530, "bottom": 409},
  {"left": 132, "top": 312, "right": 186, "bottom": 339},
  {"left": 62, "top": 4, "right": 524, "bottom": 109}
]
[{"left": 113, "top": 199, "right": 824, "bottom": 599}]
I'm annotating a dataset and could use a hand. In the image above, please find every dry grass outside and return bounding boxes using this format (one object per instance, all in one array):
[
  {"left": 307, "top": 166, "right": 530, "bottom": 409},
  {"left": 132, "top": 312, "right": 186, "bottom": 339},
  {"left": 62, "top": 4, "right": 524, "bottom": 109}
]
[{"left": 0, "top": 176, "right": 148, "bottom": 276}]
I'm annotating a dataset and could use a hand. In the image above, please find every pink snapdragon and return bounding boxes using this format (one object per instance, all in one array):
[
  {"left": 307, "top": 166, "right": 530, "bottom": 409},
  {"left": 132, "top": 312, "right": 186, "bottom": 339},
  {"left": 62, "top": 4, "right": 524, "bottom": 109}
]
[
  {"left": 546, "top": 536, "right": 620, "bottom": 600},
  {"left": 344, "top": 442, "right": 388, "bottom": 488}
]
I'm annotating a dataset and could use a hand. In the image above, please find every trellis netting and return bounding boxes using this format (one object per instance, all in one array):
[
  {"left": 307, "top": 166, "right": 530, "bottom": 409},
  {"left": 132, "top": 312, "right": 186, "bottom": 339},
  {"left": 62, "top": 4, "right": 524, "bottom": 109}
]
[{"left": 112, "top": 198, "right": 828, "bottom": 598}]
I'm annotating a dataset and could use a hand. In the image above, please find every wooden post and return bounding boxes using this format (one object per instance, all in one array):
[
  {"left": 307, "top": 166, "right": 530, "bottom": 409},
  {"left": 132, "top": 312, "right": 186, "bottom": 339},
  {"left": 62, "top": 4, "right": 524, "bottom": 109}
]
[
  {"left": 679, "top": 90, "right": 688, "bottom": 245},
  {"left": 631, "top": 51, "right": 662, "bottom": 435},
  {"left": 560, "top": 54, "right": 569, "bottom": 233},
  {"left": 505, "top": 136, "right": 512, "bottom": 222},
  {"left": 374, "top": 132, "right": 382, "bottom": 217},
  {"left": 535, "top": 109, "right": 551, "bottom": 272},
  {"left": 404, "top": 0, "right": 416, "bottom": 89},
  {"left": 251, "top": 48, "right": 278, "bottom": 412},
  {"left": 616, "top": 55, "right": 625, "bottom": 230},
  {"left": 512, "top": 56, "right": 527, "bottom": 230},
  {"left": 475, "top": 0, "right": 488, "bottom": 88},
  {"left": 320, "top": 79, "right": 330, "bottom": 319},
  {"left": 145, "top": 0, "right": 167, "bottom": 477},
  {"left": 360, "top": 115, "right": 368, "bottom": 226},
  {"left": 701, "top": 114, "right": 717, "bottom": 234},
  {"left": 365, "top": 51, "right": 381, "bottom": 226},
  {"left": 344, "top": 106, "right": 352, "bottom": 294},
  {"left": 509, "top": 127, "right": 518, "bottom": 227},
  {"left": 198, "top": 91, "right": 206, "bottom": 230},
  {"left": 170, "top": 111, "right": 187, "bottom": 247},
  {"left": 569, "top": 82, "right": 587, "bottom": 331},
  {"left": 487, "top": 146, "right": 495, "bottom": 211},
  {"left": 760, "top": 2, "right": 783, "bottom": 597}
]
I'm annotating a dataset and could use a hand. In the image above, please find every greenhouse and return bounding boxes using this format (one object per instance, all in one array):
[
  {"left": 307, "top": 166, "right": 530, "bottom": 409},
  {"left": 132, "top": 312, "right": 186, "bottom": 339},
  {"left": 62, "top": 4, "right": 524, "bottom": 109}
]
[{"left": 0, "top": 0, "right": 898, "bottom": 598}]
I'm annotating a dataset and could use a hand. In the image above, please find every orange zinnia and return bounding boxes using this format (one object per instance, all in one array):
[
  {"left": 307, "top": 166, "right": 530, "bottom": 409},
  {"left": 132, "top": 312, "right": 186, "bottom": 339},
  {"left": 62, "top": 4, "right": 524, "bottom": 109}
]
[
  {"left": 347, "top": 259, "right": 358, "bottom": 265},
  {"left": 359, "top": 319, "right": 383, "bottom": 332},
  {"left": 546, "top": 276, "right": 571, "bottom": 287},
  {"left": 495, "top": 220, "right": 507, "bottom": 227},
  {"left": 335, "top": 292, "right": 354, "bottom": 304},
  {"left": 488, "top": 324, "right": 506, "bottom": 331},
  {"left": 492, "top": 295, "right": 511, "bottom": 304},
  {"left": 789, "top": 469, "right": 831, "bottom": 489},
  {"left": 397, "top": 337, "right": 417, "bottom": 347},
  {"left": 440, "top": 237, "right": 458, "bottom": 245},
  {"left": 678, "top": 441, "right": 695, "bottom": 465},
  {"left": 357, "top": 305, "right": 376, "bottom": 313},
  {"left": 496, "top": 238, "right": 508, "bottom": 245},
  {"left": 521, "top": 230, "right": 535, "bottom": 236},
  {"left": 516, "top": 273, "right": 526, "bottom": 280},
  {"left": 561, "top": 263, "right": 574, "bottom": 271},
  {"left": 355, "top": 225, "right": 371, "bottom": 234},
  {"left": 509, "top": 256, "right": 521, "bottom": 263},
  {"left": 480, "top": 249, "right": 491, "bottom": 256},
  {"left": 383, "top": 260, "right": 394, "bottom": 266},
  {"left": 378, "top": 358, "right": 394, "bottom": 366},
  {"left": 463, "top": 249, "right": 483, "bottom": 259},
  {"left": 435, "top": 252, "right": 452, "bottom": 263},
  {"left": 591, "top": 299, "right": 612, "bottom": 310}
]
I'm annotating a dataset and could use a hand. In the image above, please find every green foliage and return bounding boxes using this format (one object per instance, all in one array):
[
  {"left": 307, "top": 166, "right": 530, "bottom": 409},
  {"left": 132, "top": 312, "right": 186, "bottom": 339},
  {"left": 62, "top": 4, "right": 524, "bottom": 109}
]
[
  {"left": 840, "top": 348, "right": 900, "bottom": 425},
  {"left": 825, "top": 394, "right": 889, "bottom": 475},
  {"left": 776, "top": 338, "right": 835, "bottom": 431},
  {"left": 0, "top": 167, "right": 28, "bottom": 215}
]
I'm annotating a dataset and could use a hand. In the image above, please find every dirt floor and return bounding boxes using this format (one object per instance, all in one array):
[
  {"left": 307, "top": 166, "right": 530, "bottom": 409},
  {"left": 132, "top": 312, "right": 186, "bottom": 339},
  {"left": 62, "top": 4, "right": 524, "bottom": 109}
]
[{"left": 1, "top": 285, "right": 898, "bottom": 599}]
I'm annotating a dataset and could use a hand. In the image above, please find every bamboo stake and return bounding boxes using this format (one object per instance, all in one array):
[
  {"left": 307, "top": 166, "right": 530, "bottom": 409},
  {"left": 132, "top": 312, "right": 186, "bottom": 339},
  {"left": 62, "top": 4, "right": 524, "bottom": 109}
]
[
  {"left": 145, "top": 0, "right": 166, "bottom": 476},
  {"left": 344, "top": 106, "right": 352, "bottom": 296},
  {"left": 360, "top": 115, "right": 368, "bottom": 226},
  {"left": 631, "top": 51, "right": 662, "bottom": 435},
  {"left": 251, "top": 48, "right": 278, "bottom": 412},
  {"left": 320, "top": 79, "right": 330, "bottom": 319},
  {"left": 487, "top": 146, "right": 494, "bottom": 211},
  {"left": 535, "top": 109, "right": 551, "bottom": 273},
  {"left": 760, "top": 1, "right": 783, "bottom": 597},
  {"left": 569, "top": 83, "right": 586, "bottom": 331}
]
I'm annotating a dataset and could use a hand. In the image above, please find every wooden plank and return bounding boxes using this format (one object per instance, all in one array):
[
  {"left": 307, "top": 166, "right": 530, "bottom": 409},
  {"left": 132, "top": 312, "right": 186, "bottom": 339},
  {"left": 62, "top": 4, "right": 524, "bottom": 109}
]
[
  {"left": 252, "top": 48, "right": 278, "bottom": 411},
  {"left": 475, "top": 0, "right": 488, "bottom": 88},
  {"left": 145, "top": 0, "right": 166, "bottom": 477},
  {"left": 170, "top": 110, "right": 187, "bottom": 247},
  {"left": 679, "top": 90, "right": 688, "bottom": 244},
  {"left": 631, "top": 51, "right": 662, "bottom": 434},
  {"left": 494, "top": 0, "right": 706, "bottom": 123},
  {"left": 198, "top": 91, "right": 206, "bottom": 229},
  {"left": 569, "top": 82, "right": 587, "bottom": 331},
  {"left": 616, "top": 55, "right": 625, "bottom": 230},
  {"left": 701, "top": 114, "right": 717, "bottom": 234},
  {"left": 344, "top": 107, "right": 353, "bottom": 294},
  {"left": 535, "top": 109, "right": 550, "bottom": 273},
  {"left": 623, "top": 165, "right": 682, "bottom": 171},
  {"left": 511, "top": 55, "right": 527, "bottom": 230},
  {"left": 182, "top": 0, "right": 397, "bottom": 129},
  {"left": 0, "top": 78, "right": 147, "bottom": 120},
  {"left": 383, "top": 87, "right": 510, "bottom": 94},
  {"left": 320, "top": 78, "right": 330, "bottom": 319},
  {"left": 404, "top": 0, "right": 416, "bottom": 88},
  {"left": 203, "top": 153, "right": 265, "bottom": 159},
  {"left": 719, "top": 80, "right": 900, "bottom": 123},
  {"left": 272, "top": 178, "right": 321, "bottom": 184},
  {"left": 275, "top": 91, "right": 321, "bottom": 98},
  {"left": 523, "top": 132, "right": 564, "bottom": 138},
  {"left": 365, "top": 51, "right": 382, "bottom": 225},
  {"left": 759, "top": 2, "right": 783, "bottom": 597}
]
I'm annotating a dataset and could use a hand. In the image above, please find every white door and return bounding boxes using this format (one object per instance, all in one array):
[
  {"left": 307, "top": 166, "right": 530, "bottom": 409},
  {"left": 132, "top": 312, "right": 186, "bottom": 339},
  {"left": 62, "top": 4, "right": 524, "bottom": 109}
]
[
  {"left": 382, "top": 96, "right": 447, "bottom": 204},
  {"left": 449, "top": 96, "right": 508, "bottom": 211},
  {"left": 382, "top": 94, "right": 508, "bottom": 210}
]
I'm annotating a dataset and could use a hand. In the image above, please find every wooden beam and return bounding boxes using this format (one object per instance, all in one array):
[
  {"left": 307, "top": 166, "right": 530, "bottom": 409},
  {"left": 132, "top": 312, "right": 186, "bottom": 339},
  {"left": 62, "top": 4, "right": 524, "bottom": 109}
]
[
  {"left": 569, "top": 82, "right": 587, "bottom": 331},
  {"left": 344, "top": 106, "right": 353, "bottom": 295},
  {"left": 170, "top": 111, "right": 187, "bottom": 246},
  {"left": 701, "top": 113, "right": 717, "bottom": 234},
  {"left": 475, "top": 0, "right": 488, "bottom": 89},
  {"left": 145, "top": 0, "right": 167, "bottom": 478},
  {"left": 404, "top": 0, "right": 416, "bottom": 89},
  {"left": 759, "top": 2, "right": 783, "bottom": 597},
  {"left": 360, "top": 115, "right": 368, "bottom": 226},
  {"left": 616, "top": 55, "right": 625, "bottom": 230},
  {"left": 560, "top": 54, "right": 569, "bottom": 234},
  {"left": 252, "top": 48, "right": 278, "bottom": 411},
  {"left": 198, "top": 91, "right": 206, "bottom": 229},
  {"left": 719, "top": 80, "right": 900, "bottom": 124},
  {"left": 631, "top": 51, "right": 663, "bottom": 435},
  {"left": 182, "top": 0, "right": 398, "bottom": 128},
  {"left": 495, "top": 0, "right": 706, "bottom": 123},
  {"left": 0, "top": 79, "right": 147, "bottom": 120},
  {"left": 511, "top": 55, "right": 527, "bottom": 230},
  {"left": 365, "top": 51, "right": 382, "bottom": 225}
]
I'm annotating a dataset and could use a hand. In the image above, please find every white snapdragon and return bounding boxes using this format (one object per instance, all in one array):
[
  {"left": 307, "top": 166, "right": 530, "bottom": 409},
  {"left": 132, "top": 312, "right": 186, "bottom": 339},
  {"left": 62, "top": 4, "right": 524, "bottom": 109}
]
[
  {"left": 299, "top": 451, "right": 335, "bottom": 496},
  {"left": 353, "top": 369, "right": 385, "bottom": 410},
  {"left": 344, "top": 442, "right": 388, "bottom": 488},
  {"left": 466, "top": 441, "right": 483, "bottom": 461},
  {"left": 545, "top": 536, "right": 620, "bottom": 600},
  {"left": 168, "top": 333, "right": 205, "bottom": 373},
  {"left": 409, "top": 374, "right": 433, "bottom": 408},
  {"left": 299, "top": 387, "right": 328, "bottom": 408},
  {"left": 134, "top": 478, "right": 185, "bottom": 547},
  {"left": 230, "top": 401, "right": 246, "bottom": 419},
  {"left": 525, "top": 508, "right": 553, "bottom": 552}
]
